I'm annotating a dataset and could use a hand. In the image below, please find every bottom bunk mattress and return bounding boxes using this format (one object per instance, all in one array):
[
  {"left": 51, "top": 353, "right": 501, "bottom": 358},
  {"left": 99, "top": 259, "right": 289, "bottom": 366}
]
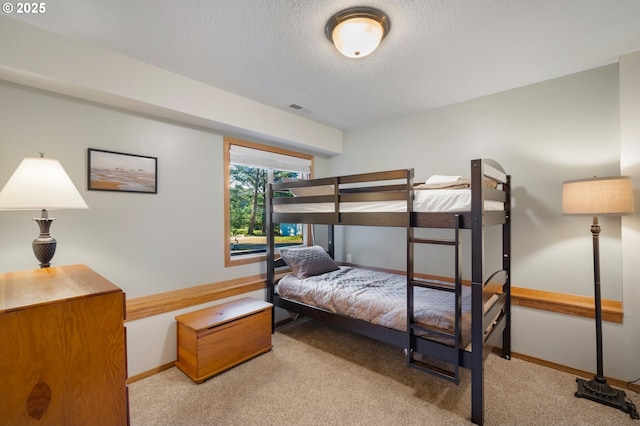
[{"left": 276, "top": 266, "right": 472, "bottom": 347}]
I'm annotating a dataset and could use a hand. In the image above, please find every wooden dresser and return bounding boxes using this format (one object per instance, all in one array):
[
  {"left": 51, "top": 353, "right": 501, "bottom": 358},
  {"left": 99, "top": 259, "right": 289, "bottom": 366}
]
[
  {"left": 175, "top": 297, "right": 272, "bottom": 383},
  {"left": 0, "top": 264, "right": 129, "bottom": 425}
]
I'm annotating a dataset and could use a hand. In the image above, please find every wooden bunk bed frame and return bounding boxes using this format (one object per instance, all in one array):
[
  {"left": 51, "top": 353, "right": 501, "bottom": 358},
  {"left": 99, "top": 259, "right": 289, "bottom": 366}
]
[{"left": 266, "top": 158, "right": 511, "bottom": 425}]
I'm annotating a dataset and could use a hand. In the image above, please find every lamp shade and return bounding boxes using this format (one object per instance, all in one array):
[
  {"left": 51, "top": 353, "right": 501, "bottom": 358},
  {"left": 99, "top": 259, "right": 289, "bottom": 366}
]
[
  {"left": 0, "top": 157, "right": 89, "bottom": 210},
  {"left": 562, "top": 176, "right": 634, "bottom": 216}
]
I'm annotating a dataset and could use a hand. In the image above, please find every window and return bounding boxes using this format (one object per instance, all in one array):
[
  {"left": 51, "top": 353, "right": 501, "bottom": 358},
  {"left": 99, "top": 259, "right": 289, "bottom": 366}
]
[{"left": 224, "top": 137, "right": 313, "bottom": 266}]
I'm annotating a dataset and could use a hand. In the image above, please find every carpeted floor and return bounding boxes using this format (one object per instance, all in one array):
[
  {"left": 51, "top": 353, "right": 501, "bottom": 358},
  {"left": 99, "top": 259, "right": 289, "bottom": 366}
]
[{"left": 129, "top": 318, "right": 639, "bottom": 425}]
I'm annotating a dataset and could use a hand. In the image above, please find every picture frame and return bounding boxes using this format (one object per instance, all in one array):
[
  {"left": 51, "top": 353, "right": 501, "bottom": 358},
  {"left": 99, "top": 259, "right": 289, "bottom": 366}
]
[{"left": 88, "top": 148, "right": 157, "bottom": 193}]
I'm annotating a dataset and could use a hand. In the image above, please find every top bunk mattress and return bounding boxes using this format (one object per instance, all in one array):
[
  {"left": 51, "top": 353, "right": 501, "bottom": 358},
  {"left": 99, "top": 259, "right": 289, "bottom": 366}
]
[{"left": 273, "top": 188, "right": 504, "bottom": 214}]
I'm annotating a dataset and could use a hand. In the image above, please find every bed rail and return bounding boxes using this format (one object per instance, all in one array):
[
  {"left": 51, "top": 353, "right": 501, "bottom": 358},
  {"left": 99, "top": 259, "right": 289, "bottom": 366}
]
[{"left": 269, "top": 169, "right": 414, "bottom": 227}]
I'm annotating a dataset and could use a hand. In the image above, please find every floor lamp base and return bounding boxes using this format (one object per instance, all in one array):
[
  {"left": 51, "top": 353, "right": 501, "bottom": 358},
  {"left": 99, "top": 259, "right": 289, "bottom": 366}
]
[{"left": 575, "top": 377, "right": 639, "bottom": 419}]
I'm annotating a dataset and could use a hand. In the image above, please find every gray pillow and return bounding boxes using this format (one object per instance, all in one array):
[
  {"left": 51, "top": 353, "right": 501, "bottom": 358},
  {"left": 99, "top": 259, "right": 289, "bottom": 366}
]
[{"left": 279, "top": 245, "right": 339, "bottom": 279}]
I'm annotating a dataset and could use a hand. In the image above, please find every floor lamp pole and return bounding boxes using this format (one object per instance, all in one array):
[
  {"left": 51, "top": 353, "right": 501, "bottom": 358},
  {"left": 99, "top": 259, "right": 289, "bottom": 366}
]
[
  {"left": 591, "top": 217, "right": 604, "bottom": 382},
  {"left": 574, "top": 216, "right": 638, "bottom": 418}
]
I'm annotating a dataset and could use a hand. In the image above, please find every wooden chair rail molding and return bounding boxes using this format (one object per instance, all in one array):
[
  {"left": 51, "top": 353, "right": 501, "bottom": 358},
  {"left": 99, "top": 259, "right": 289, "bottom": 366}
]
[
  {"left": 125, "top": 275, "right": 266, "bottom": 321},
  {"left": 124, "top": 270, "right": 622, "bottom": 324},
  {"left": 511, "top": 287, "right": 622, "bottom": 323}
]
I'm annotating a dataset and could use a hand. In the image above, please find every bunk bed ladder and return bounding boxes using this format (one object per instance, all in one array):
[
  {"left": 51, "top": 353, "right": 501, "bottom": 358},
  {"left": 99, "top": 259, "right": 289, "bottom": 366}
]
[{"left": 407, "top": 214, "right": 463, "bottom": 384}]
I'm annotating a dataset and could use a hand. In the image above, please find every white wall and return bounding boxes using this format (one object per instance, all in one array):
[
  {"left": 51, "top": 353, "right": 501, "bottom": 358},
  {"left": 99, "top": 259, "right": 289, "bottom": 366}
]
[
  {"left": 0, "top": 81, "right": 256, "bottom": 293},
  {"left": 619, "top": 51, "right": 640, "bottom": 383},
  {"left": 321, "top": 64, "right": 623, "bottom": 298},
  {"left": 0, "top": 81, "right": 310, "bottom": 376},
  {"left": 0, "top": 81, "right": 277, "bottom": 376},
  {"left": 315, "top": 63, "right": 640, "bottom": 381}
]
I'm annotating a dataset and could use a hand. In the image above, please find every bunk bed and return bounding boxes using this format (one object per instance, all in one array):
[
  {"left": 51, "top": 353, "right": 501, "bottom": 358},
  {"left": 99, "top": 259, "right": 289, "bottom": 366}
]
[{"left": 266, "top": 158, "right": 511, "bottom": 426}]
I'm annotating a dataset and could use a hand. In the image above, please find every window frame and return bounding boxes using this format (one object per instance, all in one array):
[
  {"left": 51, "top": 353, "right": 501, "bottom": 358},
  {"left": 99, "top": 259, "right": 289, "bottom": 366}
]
[{"left": 224, "top": 136, "right": 314, "bottom": 267}]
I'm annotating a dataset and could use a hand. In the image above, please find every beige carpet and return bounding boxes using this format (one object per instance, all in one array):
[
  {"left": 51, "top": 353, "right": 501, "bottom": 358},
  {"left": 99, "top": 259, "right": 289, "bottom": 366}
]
[{"left": 129, "top": 318, "right": 639, "bottom": 425}]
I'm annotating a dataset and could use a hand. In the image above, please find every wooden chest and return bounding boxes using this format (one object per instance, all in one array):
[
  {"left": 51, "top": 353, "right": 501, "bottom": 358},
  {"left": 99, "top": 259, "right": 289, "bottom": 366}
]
[{"left": 175, "top": 297, "right": 272, "bottom": 383}]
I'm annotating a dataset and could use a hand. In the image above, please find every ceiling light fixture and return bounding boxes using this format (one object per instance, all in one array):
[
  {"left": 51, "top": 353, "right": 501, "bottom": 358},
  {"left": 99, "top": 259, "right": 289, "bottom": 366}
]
[{"left": 325, "top": 6, "right": 391, "bottom": 59}]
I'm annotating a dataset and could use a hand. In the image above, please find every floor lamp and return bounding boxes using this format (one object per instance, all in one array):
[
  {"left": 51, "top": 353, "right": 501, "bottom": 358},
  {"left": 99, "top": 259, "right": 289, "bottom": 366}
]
[
  {"left": 562, "top": 176, "right": 638, "bottom": 419},
  {"left": 0, "top": 154, "right": 89, "bottom": 268}
]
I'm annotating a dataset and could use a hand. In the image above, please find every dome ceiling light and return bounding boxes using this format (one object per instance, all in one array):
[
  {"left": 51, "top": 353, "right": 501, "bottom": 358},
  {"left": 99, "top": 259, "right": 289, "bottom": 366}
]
[{"left": 325, "top": 6, "right": 391, "bottom": 59}]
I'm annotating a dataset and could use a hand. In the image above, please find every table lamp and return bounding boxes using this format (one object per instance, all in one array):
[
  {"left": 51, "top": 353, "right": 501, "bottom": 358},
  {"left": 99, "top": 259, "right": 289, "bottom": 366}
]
[{"left": 0, "top": 153, "right": 89, "bottom": 267}]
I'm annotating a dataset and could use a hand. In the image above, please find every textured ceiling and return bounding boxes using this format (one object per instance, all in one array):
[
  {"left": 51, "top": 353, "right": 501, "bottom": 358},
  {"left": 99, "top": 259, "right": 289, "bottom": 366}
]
[{"left": 7, "top": 0, "right": 640, "bottom": 130}]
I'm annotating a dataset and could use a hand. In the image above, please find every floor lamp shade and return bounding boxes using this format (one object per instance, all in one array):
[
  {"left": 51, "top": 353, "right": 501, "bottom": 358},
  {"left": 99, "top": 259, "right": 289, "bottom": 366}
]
[
  {"left": 0, "top": 156, "right": 89, "bottom": 267},
  {"left": 562, "top": 176, "right": 634, "bottom": 216},
  {"left": 562, "top": 175, "right": 637, "bottom": 419}
]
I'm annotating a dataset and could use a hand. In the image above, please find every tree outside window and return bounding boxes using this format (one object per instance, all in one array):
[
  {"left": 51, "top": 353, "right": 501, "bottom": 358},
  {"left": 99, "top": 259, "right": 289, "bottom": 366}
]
[{"left": 224, "top": 137, "right": 313, "bottom": 266}]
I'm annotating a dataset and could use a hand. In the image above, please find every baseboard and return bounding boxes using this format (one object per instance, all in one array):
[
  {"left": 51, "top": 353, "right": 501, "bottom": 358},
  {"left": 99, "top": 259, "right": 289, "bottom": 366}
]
[
  {"left": 128, "top": 361, "right": 175, "bottom": 384},
  {"left": 506, "top": 350, "right": 640, "bottom": 394}
]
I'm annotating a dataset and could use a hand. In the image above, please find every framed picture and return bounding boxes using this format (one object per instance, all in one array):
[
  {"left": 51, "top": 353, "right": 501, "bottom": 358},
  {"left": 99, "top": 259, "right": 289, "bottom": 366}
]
[{"left": 88, "top": 148, "right": 157, "bottom": 193}]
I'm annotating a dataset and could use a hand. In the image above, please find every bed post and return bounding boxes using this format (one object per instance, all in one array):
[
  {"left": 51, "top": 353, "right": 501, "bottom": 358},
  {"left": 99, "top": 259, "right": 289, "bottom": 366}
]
[
  {"left": 327, "top": 225, "right": 335, "bottom": 259},
  {"left": 266, "top": 182, "right": 276, "bottom": 332},
  {"left": 470, "top": 159, "right": 485, "bottom": 425},
  {"left": 406, "top": 168, "right": 414, "bottom": 363},
  {"left": 502, "top": 174, "right": 512, "bottom": 359}
]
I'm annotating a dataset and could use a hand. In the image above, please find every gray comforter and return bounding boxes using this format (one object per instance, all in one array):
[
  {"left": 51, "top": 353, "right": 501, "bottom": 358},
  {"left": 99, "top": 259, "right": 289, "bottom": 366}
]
[{"left": 276, "top": 266, "right": 472, "bottom": 346}]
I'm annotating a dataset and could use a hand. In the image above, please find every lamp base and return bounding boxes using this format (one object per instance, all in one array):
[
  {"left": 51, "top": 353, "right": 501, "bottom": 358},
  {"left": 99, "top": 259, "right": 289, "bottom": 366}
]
[
  {"left": 575, "top": 377, "right": 639, "bottom": 419},
  {"left": 32, "top": 236, "right": 57, "bottom": 268},
  {"left": 33, "top": 215, "right": 57, "bottom": 268}
]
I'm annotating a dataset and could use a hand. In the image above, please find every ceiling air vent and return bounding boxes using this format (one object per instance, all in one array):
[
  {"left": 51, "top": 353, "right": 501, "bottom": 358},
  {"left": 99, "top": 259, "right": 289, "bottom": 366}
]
[{"left": 288, "top": 104, "right": 313, "bottom": 114}]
